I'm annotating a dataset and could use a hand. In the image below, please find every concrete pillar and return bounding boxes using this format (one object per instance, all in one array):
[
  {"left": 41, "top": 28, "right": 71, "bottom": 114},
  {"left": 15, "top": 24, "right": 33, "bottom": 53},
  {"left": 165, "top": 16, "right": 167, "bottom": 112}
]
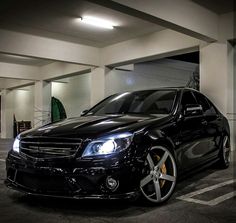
[
  {"left": 200, "top": 42, "right": 228, "bottom": 114},
  {"left": 34, "top": 81, "right": 51, "bottom": 127},
  {"left": 234, "top": 43, "right": 236, "bottom": 151},
  {"left": 90, "top": 67, "right": 105, "bottom": 107},
  {"left": 200, "top": 42, "right": 235, "bottom": 150},
  {"left": 0, "top": 89, "right": 13, "bottom": 138},
  {"left": 227, "top": 43, "right": 235, "bottom": 151}
]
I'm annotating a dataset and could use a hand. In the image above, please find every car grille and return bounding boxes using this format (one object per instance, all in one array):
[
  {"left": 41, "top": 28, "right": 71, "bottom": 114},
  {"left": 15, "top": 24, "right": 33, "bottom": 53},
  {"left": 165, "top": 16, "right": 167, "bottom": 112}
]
[{"left": 20, "top": 137, "right": 82, "bottom": 159}]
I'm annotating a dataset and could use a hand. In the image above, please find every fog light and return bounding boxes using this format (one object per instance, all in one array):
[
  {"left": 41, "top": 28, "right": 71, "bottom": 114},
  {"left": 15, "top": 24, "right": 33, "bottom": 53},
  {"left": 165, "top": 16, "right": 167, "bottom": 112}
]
[{"left": 106, "top": 176, "right": 119, "bottom": 191}]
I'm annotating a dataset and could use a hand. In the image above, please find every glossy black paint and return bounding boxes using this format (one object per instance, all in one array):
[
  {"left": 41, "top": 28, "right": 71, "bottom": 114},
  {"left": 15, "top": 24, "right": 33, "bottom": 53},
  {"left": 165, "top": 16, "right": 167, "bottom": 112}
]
[{"left": 5, "top": 87, "right": 230, "bottom": 200}]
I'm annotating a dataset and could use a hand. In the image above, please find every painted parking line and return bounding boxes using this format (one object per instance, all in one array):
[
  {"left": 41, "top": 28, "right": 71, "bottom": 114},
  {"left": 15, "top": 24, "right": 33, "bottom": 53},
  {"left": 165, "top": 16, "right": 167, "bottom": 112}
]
[
  {"left": 0, "top": 159, "right": 5, "bottom": 162},
  {"left": 177, "top": 179, "right": 235, "bottom": 206}
]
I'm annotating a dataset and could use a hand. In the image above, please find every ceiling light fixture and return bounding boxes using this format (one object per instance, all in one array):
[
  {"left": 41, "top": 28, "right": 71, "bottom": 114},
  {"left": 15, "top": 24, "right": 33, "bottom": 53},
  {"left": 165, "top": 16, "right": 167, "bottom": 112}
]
[{"left": 78, "top": 16, "right": 115, "bottom": 29}]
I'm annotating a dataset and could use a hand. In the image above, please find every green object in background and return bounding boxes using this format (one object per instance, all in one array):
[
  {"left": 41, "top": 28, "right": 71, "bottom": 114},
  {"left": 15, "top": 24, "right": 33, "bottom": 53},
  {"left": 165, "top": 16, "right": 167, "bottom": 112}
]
[{"left": 51, "top": 97, "right": 67, "bottom": 122}]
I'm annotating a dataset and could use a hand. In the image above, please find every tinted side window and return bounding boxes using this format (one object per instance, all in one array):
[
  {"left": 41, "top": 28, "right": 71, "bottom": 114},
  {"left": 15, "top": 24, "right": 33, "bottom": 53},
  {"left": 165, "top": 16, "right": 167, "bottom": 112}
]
[
  {"left": 193, "top": 92, "right": 210, "bottom": 112},
  {"left": 181, "top": 91, "right": 197, "bottom": 107},
  {"left": 194, "top": 92, "right": 217, "bottom": 116},
  {"left": 205, "top": 98, "right": 218, "bottom": 116}
]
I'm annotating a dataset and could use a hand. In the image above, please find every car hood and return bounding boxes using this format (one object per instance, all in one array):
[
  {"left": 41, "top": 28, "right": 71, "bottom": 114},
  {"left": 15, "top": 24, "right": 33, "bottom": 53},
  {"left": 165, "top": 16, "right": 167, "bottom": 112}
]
[{"left": 21, "top": 114, "right": 170, "bottom": 139}]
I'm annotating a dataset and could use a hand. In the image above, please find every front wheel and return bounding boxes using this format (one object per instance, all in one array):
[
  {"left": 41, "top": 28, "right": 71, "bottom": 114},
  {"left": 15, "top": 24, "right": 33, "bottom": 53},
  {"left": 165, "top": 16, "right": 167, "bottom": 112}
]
[{"left": 140, "top": 146, "right": 177, "bottom": 204}]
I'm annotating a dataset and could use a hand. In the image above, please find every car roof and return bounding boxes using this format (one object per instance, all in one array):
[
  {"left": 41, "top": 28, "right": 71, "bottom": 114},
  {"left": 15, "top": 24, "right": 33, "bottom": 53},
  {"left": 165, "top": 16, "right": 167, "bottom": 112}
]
[{"left": 123, "top": 87, "right": 199, "bottom": 94}]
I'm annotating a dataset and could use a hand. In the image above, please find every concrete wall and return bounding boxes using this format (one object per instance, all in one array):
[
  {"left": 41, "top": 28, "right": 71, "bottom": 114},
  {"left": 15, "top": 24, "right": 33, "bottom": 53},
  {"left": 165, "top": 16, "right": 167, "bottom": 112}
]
[
  {"left": 12, "top": 86, "right": 34, "bottom": 125},
  {"left": 1, "top": 59, "right": 199, "bottom": 137},
  {"left": 50, "top": 59, "right": 199, "bottom": 118},
  {"left": 51, "top": 73, "right": 91, "bottom": 118},
  {"left": 105, "top": 59, "right": 199, "bottom": 96},
  {"left": 1, "top": 72, "right": 91, "bottom": 134},
  {"left": 0, "top": 86, "right": 34, "bottom": 138}
]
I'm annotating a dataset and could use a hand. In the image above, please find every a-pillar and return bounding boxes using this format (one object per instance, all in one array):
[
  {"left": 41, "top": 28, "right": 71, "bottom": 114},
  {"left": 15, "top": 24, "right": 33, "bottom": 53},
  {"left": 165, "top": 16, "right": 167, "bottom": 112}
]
[
  {"left": 90, "top": 67, "right": 106, "bottom": 107},
  {"left": 0, "top": 89, "right": 14, "bottom": 138},
  {"left": 34, "top": 81, "right": 51, "bottom": 128},
  {"left": 200, "top": 42, "right": 235, "bottom": 150}
]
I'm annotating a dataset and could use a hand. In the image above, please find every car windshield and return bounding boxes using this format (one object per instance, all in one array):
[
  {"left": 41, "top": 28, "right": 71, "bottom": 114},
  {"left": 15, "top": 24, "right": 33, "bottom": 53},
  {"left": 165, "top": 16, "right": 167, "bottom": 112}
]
[{"left": 86, "top": 90, "right": 177, "bottom": 116}]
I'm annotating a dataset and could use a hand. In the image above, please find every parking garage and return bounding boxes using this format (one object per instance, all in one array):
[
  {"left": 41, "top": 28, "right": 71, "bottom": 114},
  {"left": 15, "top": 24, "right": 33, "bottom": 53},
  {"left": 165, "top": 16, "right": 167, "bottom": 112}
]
[{"left": 0, "top": 0, "right": 235, "bottom": 222}]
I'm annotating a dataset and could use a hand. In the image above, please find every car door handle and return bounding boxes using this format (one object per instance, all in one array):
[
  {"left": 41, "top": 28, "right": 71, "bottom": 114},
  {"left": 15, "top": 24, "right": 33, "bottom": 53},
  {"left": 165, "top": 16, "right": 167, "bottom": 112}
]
[{"left": 201, "top": 119, "right": 208, "bottom": 125}]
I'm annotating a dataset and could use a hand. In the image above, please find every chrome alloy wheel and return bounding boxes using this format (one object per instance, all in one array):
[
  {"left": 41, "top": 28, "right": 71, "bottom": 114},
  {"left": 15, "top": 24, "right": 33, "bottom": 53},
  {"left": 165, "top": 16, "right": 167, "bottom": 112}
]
[
  {"left": 222, "top": 136, "right": 230, "bottom": 165},
  {"left": 140, "top": 146, "right": 177, "bottom": 203}
]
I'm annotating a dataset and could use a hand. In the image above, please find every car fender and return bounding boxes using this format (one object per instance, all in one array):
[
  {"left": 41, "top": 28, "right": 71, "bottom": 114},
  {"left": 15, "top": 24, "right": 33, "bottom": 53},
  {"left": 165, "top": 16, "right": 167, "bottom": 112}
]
[{"left": 145, "top": 129, "right": 177, "bottom": 160}]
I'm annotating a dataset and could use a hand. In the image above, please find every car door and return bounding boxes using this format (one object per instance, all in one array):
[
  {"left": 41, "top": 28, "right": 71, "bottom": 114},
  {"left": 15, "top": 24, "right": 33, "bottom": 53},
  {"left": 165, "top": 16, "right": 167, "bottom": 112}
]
[
  {"left": 177, "top": 90, "right": 207, "bottom": 171},
  {"left": 193, "top": 92, "right": 221, "bottom": 160}
]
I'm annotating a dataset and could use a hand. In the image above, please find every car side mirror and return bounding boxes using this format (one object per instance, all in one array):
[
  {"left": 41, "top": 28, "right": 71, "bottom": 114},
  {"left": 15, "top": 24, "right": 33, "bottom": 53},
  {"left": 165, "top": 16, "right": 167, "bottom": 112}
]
[
  {"left": 80, "top": 109, "right": 89, "bottom": 116},
  {"left": 184, "top": 104, "right": 203, "bottom": 117}
]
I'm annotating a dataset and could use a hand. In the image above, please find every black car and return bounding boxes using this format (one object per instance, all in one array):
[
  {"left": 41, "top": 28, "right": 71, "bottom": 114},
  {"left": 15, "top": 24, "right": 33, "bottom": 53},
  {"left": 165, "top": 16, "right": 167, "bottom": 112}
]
[{"left": 5, "top": 87, "right": 231, "bottom": 204}]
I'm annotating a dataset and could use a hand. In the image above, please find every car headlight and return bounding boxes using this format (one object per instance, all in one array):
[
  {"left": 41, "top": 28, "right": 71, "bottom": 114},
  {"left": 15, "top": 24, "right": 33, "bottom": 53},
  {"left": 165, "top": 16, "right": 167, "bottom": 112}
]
[
  {"left": 13, "top": 135, "right": 20, "bottom": 153},
  {"left": 82, "top": 132, "right": 133, "bottom": 157}
]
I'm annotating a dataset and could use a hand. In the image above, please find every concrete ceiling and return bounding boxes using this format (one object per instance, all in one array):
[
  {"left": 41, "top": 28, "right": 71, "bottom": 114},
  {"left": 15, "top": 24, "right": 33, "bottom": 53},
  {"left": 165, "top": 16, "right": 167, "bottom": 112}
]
[
  {"left": 0, "top": 0, "right": 232, "bottom": 68},
  {"left": 0, "top": 0, "right": 165, "bottom": 47},
  {"left": 192, "top": 0, "right": 234, "bottom": 14},
  {"left": 0, "top": 78, "right": 33, "bottom": 90},
  {"left": 0, "top": 53, "right": 53, "bottom": 66}
]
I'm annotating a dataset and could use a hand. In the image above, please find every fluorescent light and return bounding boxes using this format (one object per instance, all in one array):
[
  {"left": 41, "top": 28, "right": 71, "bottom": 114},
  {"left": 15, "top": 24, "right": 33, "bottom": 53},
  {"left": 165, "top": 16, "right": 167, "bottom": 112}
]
[{"left": 78, "top": 16, "right": 115, "bottom": 29}]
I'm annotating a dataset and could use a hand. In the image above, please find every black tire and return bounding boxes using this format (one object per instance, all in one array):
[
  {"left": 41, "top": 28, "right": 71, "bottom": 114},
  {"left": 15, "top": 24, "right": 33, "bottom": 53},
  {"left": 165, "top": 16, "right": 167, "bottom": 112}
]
[
  {"left": 218, "top": 135, "right": 230, "bottom": 169},
  {"left": 139, "top": 146, "right": 177, "bottom": 204}
]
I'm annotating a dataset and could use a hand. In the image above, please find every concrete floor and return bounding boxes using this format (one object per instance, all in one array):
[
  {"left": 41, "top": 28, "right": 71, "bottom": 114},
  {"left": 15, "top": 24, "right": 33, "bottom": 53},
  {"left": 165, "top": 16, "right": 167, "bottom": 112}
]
[{"left": 0, "top": 139, "right": 235, "bottom": 223}]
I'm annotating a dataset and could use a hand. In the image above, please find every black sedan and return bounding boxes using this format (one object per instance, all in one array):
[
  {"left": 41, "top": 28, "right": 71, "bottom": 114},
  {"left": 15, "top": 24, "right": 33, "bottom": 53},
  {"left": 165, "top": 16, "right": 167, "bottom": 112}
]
[{"left": 5, "top": 87, "right": 231, "bottom": 204}]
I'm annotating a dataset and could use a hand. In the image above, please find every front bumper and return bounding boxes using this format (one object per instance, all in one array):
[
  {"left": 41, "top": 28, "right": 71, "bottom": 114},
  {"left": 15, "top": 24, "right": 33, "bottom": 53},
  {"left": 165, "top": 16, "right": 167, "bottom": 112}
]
[
  {"left": 5, "top": 151, "right": 142, "bottom": 200},
  {"left": 5, "top": 180, "right": 138, "bottom": 200}
]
